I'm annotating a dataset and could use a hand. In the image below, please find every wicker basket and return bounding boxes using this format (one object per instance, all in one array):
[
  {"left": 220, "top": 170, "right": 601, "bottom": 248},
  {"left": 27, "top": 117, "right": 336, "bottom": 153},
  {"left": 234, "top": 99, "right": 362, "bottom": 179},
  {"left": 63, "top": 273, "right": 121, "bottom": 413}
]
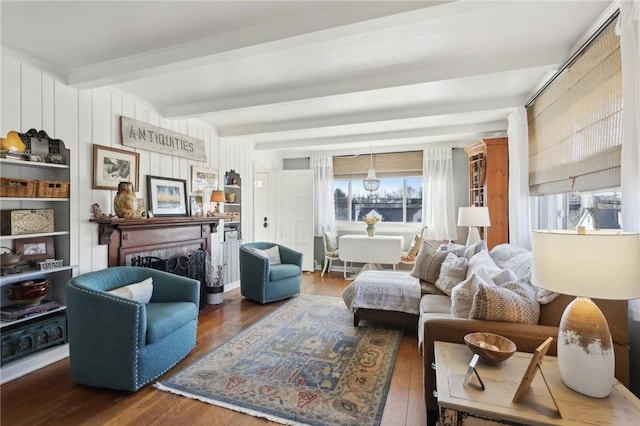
[
  {"left": 36, "top": 180, "right": 69, "bottom": 198},
  {"left": 0, "top": 177, "right": 37, "bottom": 197}
]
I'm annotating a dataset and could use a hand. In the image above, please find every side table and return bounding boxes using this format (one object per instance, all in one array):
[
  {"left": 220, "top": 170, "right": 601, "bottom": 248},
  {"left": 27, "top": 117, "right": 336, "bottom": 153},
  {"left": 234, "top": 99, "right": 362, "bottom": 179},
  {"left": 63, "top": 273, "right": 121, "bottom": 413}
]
[{"left": 434, "top": 341, "right": 640, "bottom": 425}]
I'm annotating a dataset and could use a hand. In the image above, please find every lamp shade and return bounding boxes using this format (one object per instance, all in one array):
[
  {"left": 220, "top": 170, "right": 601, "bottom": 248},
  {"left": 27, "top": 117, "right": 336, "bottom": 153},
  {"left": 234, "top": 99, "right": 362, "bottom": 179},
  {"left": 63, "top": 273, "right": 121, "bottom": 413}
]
[
  {"left": 210, "top": 190, "right": 225, "bottom": 203},
  {"left": 531, "top": 230, "right": 640, "bottom": 300},
  {"left": 457, "top": 206, "right": 491, "bottom": 227}
]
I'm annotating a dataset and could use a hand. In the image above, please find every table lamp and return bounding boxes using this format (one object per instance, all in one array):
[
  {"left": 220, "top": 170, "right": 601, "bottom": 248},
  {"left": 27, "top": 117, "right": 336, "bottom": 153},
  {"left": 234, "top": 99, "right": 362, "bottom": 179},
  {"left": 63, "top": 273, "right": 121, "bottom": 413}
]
[
  {"left": 210, "top": 190, "right": 225, "bottom": 214},
  {"left": 457, "top": 206, "right": 490, "bottom": 246},
  {"left": 531, "top": 229, "right": 640, "bottom": 398}
]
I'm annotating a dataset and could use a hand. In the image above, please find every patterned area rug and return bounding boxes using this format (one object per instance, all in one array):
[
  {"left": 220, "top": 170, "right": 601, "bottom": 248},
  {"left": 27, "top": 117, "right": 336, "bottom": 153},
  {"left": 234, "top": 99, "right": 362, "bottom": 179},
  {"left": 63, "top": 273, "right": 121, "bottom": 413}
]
[{"left": 155, "top": 295, "right": 402, "bottom": 426}]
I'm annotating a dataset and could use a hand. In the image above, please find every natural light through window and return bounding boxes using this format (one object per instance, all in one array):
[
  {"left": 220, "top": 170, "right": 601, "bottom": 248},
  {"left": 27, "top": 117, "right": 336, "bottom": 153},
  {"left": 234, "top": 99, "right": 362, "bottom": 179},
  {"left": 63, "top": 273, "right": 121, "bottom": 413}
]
[
  {"left": 334, "top": 177, "right": 422, "bottom": 223},
  {"left": 535, "top": 187, "right": 621, "bottom": 230}
]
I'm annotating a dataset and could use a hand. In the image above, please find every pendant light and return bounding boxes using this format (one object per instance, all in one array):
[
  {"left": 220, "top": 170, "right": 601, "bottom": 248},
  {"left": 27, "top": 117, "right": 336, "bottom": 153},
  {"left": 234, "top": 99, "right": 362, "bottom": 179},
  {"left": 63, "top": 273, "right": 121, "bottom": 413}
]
[{"left": 362, "top": 150, "right": 380, "bottom": 192}]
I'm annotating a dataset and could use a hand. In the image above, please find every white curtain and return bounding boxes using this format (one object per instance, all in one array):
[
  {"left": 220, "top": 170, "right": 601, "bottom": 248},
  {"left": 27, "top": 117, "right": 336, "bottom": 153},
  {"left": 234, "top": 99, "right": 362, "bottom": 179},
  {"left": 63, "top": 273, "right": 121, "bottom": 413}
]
[
  {"left": 620, "top": 0, "right": 640, "bottom": 234},
  {"left": 422, "top": 148, "right": 457, "bottom": 241},
  {"left": 507, "top": 107, "right": 532, "bottom": 249},
  {"left": 310, "top": 156, "right": 335, "bottom": 236}
]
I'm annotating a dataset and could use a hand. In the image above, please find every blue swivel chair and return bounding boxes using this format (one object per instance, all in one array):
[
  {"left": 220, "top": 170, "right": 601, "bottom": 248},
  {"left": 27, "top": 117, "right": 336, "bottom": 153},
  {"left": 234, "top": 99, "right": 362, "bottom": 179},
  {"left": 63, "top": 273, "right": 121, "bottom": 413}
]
[
  {"left": 239, "top": 242, "right": 303, "bottom": 304},
  {"left": 66, "top": 267, "right": 199, "bottom": 391}
]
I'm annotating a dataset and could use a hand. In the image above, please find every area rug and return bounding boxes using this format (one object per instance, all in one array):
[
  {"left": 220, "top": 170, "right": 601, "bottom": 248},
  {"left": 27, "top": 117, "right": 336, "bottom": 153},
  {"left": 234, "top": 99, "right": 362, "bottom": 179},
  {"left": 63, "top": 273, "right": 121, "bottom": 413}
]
[{"left": 155, "top": 294, "right": 403, "bottom": 426}]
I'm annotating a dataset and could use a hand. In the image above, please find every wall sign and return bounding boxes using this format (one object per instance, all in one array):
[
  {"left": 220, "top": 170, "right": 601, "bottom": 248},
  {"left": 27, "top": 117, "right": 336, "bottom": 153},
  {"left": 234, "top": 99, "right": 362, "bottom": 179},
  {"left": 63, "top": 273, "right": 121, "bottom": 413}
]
[{"left": 120, "top": 116, "right": 207, "bottom": 162}]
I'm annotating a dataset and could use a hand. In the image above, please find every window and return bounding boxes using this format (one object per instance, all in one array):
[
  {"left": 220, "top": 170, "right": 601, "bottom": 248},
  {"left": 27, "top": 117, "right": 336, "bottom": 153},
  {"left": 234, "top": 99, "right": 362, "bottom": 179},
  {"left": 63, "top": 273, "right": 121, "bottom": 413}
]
[
  {"left": 534, "top": 187, "right": 621, "bottom": 230},
  {"left": 334, "top": 177, "right": 422, "bottom": 223}
]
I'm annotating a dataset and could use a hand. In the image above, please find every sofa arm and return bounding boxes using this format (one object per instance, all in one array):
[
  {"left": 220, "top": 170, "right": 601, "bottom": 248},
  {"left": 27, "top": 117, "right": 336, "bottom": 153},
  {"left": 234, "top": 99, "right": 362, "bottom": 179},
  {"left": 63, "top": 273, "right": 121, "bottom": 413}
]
[{"left": 421, "top": 316, "right": 559, "bottom": 412}]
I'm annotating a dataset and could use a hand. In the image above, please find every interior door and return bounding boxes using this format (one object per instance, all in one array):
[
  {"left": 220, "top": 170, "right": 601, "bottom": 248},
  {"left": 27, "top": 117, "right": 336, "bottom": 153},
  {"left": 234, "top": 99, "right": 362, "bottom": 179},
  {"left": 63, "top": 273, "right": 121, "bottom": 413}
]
[
  {"left": 275, "top": 170, "right": 314, "bottom": 272},
  {"left": 253, "top": 171, "right": 274, "bottom": 242}
]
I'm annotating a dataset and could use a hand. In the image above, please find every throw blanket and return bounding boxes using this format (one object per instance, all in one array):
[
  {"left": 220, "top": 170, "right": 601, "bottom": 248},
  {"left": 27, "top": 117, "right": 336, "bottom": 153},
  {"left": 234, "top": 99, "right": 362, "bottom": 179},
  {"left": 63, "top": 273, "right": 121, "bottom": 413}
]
[{"left": 341, "top": 270, "right": 422, "bottom": 315}]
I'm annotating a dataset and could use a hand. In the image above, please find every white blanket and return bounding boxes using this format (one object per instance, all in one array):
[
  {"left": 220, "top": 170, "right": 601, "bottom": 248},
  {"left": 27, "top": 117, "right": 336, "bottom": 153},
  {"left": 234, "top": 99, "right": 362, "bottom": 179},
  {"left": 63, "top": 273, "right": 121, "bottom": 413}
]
[{"left": 341, "top": 270, "right": 422, "bottom": 315}]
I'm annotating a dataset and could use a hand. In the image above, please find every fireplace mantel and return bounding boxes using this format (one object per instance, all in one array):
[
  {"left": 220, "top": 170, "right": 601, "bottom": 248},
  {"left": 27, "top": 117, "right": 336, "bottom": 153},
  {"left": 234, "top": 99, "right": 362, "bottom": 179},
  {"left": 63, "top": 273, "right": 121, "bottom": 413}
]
[{"left": 91, "top": 217, "right": 220, "bottom": 267}]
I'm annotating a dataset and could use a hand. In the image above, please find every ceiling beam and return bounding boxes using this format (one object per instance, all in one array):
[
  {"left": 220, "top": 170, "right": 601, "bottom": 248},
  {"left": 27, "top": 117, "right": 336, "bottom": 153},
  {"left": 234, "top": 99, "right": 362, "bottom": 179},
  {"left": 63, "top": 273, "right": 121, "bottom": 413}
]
[
  {"left": 214, "top": 96, "right": 523, "bottom": 137},
  {"left": 66, "top": 1, "right": 470, "bottom": 89}
]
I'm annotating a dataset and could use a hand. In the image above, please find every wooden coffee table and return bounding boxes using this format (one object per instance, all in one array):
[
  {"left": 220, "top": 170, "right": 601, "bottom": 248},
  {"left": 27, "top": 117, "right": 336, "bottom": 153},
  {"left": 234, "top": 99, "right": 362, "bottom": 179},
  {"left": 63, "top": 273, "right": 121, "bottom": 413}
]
[{"left": 434, "top": 341, "right": 640, "bottom": 425}]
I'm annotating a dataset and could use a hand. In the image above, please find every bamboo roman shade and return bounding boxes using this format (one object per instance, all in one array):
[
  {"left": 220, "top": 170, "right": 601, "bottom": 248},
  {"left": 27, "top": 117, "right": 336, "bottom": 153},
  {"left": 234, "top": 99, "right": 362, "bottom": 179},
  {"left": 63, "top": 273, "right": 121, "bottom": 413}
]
[
  {"left": 333, "top": 151, "right": 422, "bottom": 179},
  {"left": 527, "top": 15, "right": 622, "bottom": 196}
]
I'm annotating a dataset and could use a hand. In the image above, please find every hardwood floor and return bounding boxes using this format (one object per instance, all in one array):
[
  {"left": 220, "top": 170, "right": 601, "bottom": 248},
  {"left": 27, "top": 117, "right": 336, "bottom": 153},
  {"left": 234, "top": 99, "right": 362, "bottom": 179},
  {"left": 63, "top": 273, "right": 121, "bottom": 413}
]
[{"left": 1, "top": 271, "right": 426, "bottom": 426}]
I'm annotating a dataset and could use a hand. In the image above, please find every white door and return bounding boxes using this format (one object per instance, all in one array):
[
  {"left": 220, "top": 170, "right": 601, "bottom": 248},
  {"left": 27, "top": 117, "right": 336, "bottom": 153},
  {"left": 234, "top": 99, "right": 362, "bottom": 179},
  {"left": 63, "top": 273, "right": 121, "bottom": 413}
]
[
  {"left": 253, "top": 171, "right": 274, "bottom": 242},
  {"left": 275, "top": 170, "right": 314, "bottom": 272}
]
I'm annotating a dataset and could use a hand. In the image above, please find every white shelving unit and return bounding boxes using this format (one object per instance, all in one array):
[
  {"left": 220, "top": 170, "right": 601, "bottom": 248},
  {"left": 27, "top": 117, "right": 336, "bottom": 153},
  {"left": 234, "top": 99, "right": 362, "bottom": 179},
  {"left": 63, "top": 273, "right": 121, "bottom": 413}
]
[{"left": 0, "top": 147, "right": 74, "bottom": 384}]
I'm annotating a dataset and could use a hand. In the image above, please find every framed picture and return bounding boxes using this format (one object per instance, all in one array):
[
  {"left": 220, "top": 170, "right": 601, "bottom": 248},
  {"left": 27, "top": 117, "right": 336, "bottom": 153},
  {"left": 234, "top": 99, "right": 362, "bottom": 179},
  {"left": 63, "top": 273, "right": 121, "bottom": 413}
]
[
  {"left": 147, "top": 175, "right": 188, "bottom": 217},
  {"left": 189, "top": 195, "right": 204, "bottom": 217},
  {"left": 190, "top": 166, "right": 218, "bottom": 193},
  {"left": 93, "top": 144, "right": 140, "bottom": 191},
  {"left": 15, "top": 236, "right": 55, "bottom": 263}
]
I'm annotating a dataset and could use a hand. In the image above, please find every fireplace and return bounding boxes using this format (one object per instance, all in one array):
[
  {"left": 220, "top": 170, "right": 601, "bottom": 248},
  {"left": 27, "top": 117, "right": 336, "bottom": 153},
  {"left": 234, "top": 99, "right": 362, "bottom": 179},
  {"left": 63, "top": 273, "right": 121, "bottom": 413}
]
[{"left": 92, "top": 217, "right": 220, "bottom": 308}]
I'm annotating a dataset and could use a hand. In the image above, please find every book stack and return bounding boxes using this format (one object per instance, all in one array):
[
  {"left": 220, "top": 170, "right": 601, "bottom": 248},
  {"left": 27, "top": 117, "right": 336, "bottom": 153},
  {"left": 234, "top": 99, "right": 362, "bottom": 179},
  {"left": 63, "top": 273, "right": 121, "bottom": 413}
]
[{"left": 1, "top": 299, "right": 60, "bottom": 322}]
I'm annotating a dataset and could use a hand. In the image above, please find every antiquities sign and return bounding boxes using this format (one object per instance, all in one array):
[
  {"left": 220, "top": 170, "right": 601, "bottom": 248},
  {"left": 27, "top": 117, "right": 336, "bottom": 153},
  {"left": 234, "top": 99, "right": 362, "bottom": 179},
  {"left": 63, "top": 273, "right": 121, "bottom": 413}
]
[{"left": 120, "top": 116, "right": 207, "bottom": 162}]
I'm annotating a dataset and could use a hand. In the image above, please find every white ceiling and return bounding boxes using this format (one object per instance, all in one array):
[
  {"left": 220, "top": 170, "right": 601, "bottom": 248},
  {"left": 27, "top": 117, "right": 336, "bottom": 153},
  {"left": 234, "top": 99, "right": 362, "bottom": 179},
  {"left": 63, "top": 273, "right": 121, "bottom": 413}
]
[{"left": 0, "top": 1, "right": 614, "bottom": 155}]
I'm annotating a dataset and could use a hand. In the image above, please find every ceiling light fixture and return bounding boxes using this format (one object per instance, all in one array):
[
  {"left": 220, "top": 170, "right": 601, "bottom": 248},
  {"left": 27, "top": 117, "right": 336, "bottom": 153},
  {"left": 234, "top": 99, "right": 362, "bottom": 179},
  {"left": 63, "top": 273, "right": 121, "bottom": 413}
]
[{"left": 363, "top": 151, "right": 380, "bottom": 192}]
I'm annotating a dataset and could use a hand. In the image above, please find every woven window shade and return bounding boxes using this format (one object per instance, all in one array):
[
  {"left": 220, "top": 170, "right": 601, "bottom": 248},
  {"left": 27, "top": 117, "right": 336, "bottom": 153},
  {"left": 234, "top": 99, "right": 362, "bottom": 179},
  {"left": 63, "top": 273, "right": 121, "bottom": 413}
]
[
  {"left": 528, "top": 16, "right": 621, "bottom": 196},
  {"left": 333, "top": 151, "right": 422, "bottom": 179}
]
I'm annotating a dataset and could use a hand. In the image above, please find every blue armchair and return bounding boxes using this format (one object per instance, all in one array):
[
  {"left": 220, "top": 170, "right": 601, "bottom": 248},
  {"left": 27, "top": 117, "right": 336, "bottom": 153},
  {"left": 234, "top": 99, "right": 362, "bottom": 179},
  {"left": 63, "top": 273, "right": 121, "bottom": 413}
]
[
  {"left": 66, "top": 267, "right": 199, "bottom": 391},
  {"left": 240, "top": 242, "right": 303, "bottom": 304}
]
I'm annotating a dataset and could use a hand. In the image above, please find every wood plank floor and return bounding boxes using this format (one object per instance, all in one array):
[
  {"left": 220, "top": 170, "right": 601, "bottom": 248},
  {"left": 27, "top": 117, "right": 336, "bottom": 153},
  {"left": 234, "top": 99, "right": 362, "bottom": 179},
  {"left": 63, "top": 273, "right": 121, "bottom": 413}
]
[{"left": 1, "top": 271, "right": 426, "bottom": 426}]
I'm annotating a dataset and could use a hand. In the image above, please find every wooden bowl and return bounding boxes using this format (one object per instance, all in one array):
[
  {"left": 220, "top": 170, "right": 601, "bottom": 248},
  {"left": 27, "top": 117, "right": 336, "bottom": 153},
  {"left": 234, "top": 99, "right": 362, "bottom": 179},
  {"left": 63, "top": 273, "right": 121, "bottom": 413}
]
[{"left": 464, "top": 332, "right": 516, "bottom": 365}]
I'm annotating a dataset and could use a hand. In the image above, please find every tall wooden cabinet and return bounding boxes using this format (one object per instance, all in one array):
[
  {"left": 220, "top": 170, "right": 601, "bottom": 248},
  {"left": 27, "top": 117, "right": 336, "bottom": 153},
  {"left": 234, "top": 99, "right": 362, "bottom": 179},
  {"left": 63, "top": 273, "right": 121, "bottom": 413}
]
[{"left": 464, "top": 138, "right": 509, "bottom": 249}]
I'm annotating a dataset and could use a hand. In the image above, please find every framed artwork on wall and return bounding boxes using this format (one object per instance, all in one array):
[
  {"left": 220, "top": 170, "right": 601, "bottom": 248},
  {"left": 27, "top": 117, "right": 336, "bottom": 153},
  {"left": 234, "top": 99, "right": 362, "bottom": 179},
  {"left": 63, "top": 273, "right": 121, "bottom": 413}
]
[
  {"left": 147, "top": 175, "right": 188, "bottom": 217},
  {"left": 190, "top": 166, "right": 218, "bottom": 193},
  {"left": 92, "top": 144, "right": 140, "bottom": 191}
]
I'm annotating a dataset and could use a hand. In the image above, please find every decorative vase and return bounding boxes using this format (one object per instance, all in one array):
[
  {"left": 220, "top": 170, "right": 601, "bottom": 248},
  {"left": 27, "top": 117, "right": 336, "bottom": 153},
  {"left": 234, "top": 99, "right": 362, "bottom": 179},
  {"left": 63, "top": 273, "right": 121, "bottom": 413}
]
[
  {"left": 366, "top": 224, "right": 376, "bottom": 237},
  {"left": 114, "top": 182, "right": 140, "bottom": 219}
]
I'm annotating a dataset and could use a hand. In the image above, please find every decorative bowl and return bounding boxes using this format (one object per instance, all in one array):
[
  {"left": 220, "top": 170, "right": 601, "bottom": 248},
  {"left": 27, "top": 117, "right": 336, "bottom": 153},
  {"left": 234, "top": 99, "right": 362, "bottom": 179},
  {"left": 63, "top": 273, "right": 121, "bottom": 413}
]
[
  {"left": 5, "top": 279, "right": 50, "bottom": 307},
  {"left": 464, "top": 332, "right": 516, "bottom": 365}
]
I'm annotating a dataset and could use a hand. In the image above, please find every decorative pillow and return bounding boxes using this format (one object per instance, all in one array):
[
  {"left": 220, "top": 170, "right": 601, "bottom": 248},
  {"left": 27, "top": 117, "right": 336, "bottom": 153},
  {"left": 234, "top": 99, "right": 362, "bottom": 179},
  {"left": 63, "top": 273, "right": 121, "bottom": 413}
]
[
  {"left": 420, "top": 281, "right": 446, "bottom": 295},
  {"left": 466, "top": 249, "right": 502, "bottom": 279},
  {"left": 324, "top": 230, "right": 338, "bottom": 252},
  {"left": 469, "top": 280, "right": 540, "bottom": 324},
  {"left": 435, "top": 253, "right": 468, "bottom": 296},
  {"left": 462, "top": 240, "right": 487, "bottom": 260},
  {"left": 490, "top": 268, "right": 517, "bottom": 285},
  {"left": 253, "top": 246, "right": 281, "bottom": 265},
  {"left": 450, "top": 272, "right": 492, "bottom": 318},
  {"left": 108, "top": 277, "right": 153, "bottom": 303},
  {"left": 410, "top": 241, "right": 448, "bottom": 284}
]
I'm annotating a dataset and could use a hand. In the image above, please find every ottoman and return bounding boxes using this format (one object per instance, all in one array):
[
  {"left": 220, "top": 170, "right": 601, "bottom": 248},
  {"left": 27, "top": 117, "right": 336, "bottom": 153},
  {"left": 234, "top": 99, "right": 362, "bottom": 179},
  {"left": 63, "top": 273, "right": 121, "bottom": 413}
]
[{"left": 341, "top": 270, "right": 422, "bottom": 328}]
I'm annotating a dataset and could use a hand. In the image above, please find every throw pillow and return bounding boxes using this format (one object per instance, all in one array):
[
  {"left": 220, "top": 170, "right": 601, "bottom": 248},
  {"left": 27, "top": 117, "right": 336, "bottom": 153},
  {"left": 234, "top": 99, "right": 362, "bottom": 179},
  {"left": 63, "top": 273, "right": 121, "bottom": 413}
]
[
  {"left": 466, "top": 249, "right": 502, "bottom": 279},
  {"left": 491, "top": 268, "right": 517, "bottom": 285},
  {"left": 253, "top": 246, "right": 282, "bottom": 265},
  {"left": 469, "top": 280, "right": 540, "bottom": 324},
  {"left": 435, "top": 253, "right": 468, "bottom": 296},
  {"left": 108, "top": 277, "right": 153, "bottom": 303},
  {"left": 462, "top": 240, "right": 487, "bottom": 260},
  {"left": 410, "top": 241, "right": 448, "bottom": 284},
  {"left": 450, "top": 272, "right": 492, "bottom": 318}
]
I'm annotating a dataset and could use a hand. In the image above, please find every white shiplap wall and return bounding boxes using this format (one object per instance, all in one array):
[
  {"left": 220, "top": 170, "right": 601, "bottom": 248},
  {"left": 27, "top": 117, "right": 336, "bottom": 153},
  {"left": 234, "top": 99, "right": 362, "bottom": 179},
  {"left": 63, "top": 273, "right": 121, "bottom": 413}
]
[{"left": 1, "top": 51, "right": 223, "bottom": 275}]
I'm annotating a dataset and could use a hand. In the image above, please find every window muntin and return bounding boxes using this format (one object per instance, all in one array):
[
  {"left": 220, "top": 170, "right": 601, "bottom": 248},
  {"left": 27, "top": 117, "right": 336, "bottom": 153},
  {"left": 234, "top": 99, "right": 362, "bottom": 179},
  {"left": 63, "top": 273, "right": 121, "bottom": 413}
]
[{"left": 334, "top": 177, "right": 422, "bottom": 224}]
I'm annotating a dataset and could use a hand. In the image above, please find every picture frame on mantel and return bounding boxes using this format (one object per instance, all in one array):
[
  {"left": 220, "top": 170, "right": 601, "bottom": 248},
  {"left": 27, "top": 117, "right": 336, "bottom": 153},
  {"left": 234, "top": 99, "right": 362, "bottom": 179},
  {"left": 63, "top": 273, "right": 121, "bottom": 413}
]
[
  {"left": 92, "top": 144, "right": 140, "bottom": 191},
  {"left": 147, "top": 175, "right": 188, "bottom": 217}
]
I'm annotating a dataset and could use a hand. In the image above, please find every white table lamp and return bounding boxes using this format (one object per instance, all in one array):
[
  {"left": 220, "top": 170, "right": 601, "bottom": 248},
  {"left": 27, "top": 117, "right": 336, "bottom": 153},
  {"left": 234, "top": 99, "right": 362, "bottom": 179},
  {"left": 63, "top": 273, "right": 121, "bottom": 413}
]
[
  {"left": 458, "top": 206, "right": 490, "bottom": 246},
  {"left": 531, "top": 229, "right": 640, "bottom": 398}
]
